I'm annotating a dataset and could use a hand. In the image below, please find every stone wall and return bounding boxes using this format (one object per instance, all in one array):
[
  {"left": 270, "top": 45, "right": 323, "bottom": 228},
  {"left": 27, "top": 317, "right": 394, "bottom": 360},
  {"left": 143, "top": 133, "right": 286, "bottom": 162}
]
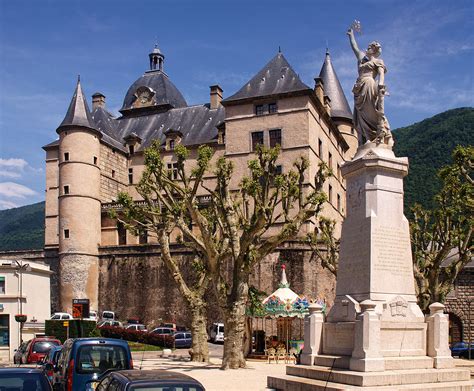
[
  {"left": 99, "top": 144, "right": 128, "bottom": 202},
  {"left": 98, "top": 243, "right": 336, "bottom": 330},
  {"left": 445, "top": 266, "right": 474, "bottom": 343}
]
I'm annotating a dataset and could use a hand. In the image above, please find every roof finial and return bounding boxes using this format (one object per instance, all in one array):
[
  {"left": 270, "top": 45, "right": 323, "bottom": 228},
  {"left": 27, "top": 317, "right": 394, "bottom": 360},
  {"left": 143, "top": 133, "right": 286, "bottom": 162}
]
[
  {"left": 279, "top": 264, "right": 289, "bottom": 288},
  {"left": 77, "top": 74, "right": 81, "bottom": 83},
  {"left": 278, "top": 45, "right": 281, "bottom": 53}
]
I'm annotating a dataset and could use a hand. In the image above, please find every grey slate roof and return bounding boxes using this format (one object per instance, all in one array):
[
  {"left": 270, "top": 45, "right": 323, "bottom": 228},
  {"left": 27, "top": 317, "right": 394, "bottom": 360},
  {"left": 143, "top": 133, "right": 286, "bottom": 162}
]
[
  {"left": 319, "top": 51, "right": 352, "bottom": 121},
  {"left": 223, "top": 53, "right": 311, "bottom": 103},
  {"left": 120, "top": 70, "right": 187, "bottom": 112},
  {"left": 57, "top": 78, "right": 98, "bottom": 132},
  {"left": 115, "top": 105, "right": 225, "bottom": 149}
]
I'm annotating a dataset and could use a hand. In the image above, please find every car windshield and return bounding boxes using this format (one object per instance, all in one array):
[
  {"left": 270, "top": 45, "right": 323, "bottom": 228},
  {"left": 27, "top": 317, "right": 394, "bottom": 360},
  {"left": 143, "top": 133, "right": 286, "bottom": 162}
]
[
  {"left": 218, "top": 326, "right": 224, "bottom": 333},
  {"left": 0, "top": 373, "right": 50, "bottom": 390},
  {"left": 33, "top": 341, "right": 59, "bottom": 353},
  {"left": 130, "top": 386, "right": 204, "bottom": 391},
  {"left": 103, "top": 312, "right": 114, "bottom": 319},
  {"left": 76, "top": 345, "right": 128, "bottom": 374}
]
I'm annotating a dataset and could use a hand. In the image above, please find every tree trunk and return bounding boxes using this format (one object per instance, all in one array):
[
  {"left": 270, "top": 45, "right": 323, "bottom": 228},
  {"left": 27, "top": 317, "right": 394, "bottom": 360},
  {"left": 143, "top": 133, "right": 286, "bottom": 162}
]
[
  {"left": 189, "top": 301, "right": 209, "bottom": 362},
  {"left": 221, "top": 291, "right": 248, "bottom": 369}
]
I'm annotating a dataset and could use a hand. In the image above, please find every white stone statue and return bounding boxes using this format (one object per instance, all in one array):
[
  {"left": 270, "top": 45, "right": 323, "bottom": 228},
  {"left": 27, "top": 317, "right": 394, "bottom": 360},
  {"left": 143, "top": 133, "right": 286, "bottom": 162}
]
[{"left": 347, "top": 23, "right": 393, "bottom": 146}]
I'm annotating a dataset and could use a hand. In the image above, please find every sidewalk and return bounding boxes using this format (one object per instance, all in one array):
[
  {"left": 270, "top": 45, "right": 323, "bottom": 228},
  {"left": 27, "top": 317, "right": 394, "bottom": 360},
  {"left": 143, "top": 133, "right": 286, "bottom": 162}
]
[{"left": 132, "top": 350, "right": 286, "bottom": 391}]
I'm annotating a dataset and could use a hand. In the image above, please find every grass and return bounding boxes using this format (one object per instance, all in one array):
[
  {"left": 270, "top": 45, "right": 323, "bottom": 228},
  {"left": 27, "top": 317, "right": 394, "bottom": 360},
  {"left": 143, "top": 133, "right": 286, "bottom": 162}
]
[{"left": 128, "top": 341, "right": 164, "bottom": 352}]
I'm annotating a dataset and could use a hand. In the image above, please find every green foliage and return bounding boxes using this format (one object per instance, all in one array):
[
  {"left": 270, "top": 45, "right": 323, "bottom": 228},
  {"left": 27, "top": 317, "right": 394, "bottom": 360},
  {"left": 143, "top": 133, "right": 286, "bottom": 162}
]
[
  {"left": 45, "top": 320, "right": 97, "bottom": 343},
  {"left": 393, "top": 107, "right": 474, "bottom": 214},
  {"left": 246, "top": 286, "right": 268, "bottom": 317},
  {"left": 0, "top": 202, "right": 44, "bottom": 251}
]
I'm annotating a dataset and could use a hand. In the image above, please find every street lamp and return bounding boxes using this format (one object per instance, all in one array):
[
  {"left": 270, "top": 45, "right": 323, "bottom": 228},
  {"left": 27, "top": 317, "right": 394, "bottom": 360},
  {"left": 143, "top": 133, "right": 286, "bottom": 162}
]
[{"left": 13, "top": 260, "right": 31, "bottom": 344}]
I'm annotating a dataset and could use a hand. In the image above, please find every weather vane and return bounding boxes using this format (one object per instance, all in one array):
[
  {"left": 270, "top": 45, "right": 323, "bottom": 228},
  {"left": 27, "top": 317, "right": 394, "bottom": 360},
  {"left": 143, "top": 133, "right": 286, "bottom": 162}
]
[{"left": 351, "top": 20, "right": 362, "bottom": 34}]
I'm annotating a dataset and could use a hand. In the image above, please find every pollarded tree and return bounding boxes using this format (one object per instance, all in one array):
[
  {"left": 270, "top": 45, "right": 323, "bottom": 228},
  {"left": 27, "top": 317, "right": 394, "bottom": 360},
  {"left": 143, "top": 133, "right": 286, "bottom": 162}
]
[
  {"left": 307, "top": 217, "right": 339, "bottom": 277},
  {"left": 111, "top": 143, "right": 215, "bottom": 362},
  {"left": 411, "top": 145, "right": 473, "bottom": 311},
  {"left": 115, "top": 141, "right": 330, "bottom": 369}
]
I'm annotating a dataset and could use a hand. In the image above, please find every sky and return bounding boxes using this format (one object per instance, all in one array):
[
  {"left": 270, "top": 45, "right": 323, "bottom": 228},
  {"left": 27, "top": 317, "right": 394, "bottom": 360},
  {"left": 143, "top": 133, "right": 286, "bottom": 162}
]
[{"left": 0, "top": 0, "right": 473, "bottom": 210}]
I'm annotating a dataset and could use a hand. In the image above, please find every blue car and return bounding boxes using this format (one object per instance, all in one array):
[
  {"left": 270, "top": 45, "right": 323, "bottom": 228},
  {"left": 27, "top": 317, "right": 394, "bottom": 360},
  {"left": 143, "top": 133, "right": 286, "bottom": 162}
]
[
  {"left": 0, "top": 367, "right": 52, "bottom": 390},
  {"left": 52, "top": 338, "right": 133, "bottom": 391},
  {"left": 41, "top": 345, "right": 62, "bottom": 385},
  {"left": 450, "top": 342, "right": 474, "bottom": 357}
]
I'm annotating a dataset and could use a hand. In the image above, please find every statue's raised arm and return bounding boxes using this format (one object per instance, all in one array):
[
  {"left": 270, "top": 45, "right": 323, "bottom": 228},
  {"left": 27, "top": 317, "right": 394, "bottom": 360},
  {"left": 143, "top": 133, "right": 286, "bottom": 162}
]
[
  {"left": 347, "top": 28, "right": 364, "bottom": 62},
  {"left": 348, "top": 22, "right": 393, "bottom": 147}
]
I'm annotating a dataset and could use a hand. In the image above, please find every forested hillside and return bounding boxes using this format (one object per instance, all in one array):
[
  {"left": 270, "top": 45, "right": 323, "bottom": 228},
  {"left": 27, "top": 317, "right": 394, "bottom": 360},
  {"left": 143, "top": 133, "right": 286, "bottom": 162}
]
[
  {"left": 0, "top": 202, "right": 44, "bottom": 251},
  {"left": 0, "top": 107, "right": 472, "bottom": 251},
  {"left": 393, "top": 107, "right": 474, "bottom": 213}
]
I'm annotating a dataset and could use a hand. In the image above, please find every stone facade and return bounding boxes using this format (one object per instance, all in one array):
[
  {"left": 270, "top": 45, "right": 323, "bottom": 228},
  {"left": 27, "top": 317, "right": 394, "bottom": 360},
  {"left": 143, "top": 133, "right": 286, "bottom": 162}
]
[
  {"left": 445, "top": 265, "right": 474, "bottom": 343},
  {"left": 99, "top": 143, "right": 128, "bottom": 202}
]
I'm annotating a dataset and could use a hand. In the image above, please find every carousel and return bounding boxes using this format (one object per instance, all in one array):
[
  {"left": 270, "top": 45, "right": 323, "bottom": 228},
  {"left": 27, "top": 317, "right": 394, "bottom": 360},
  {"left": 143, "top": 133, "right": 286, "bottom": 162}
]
[{"left": 249, "top": 264, "right": 326, "bottom": 362}]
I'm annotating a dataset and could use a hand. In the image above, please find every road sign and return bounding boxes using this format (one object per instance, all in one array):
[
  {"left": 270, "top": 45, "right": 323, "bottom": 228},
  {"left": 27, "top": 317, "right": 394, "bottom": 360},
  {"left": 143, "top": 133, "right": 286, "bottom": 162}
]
[
  {"left": 72, "top": 299, "right": 90, "bottom": 319},
  {"left": 63, "top": 321, "right": 69, "bottom": 327}
]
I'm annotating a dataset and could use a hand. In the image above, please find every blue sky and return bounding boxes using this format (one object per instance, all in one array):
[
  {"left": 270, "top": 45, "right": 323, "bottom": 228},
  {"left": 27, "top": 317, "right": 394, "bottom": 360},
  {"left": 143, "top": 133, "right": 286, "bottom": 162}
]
[{"left": 0, "top": 0, "right": 473, "bottom": 210}]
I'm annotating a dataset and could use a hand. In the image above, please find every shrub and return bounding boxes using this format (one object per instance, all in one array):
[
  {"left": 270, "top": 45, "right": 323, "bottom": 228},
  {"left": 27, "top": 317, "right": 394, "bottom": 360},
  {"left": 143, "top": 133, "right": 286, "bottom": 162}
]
[
  {"left": 45, "top": 320, "right": 97, "bottom": 343},
  {"left": 98, "top": 326, "right": 174, "bottom": 348}
]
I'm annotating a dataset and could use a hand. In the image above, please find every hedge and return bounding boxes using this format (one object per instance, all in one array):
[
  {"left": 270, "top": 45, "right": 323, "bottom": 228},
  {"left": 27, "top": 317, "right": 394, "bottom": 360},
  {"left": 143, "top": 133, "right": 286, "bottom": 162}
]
[
  {"left": 99, "top": 326, "right": 175, "bottom": 348},
  {"left": 45, "top": 320, "right": 97, "bottom": 343}
]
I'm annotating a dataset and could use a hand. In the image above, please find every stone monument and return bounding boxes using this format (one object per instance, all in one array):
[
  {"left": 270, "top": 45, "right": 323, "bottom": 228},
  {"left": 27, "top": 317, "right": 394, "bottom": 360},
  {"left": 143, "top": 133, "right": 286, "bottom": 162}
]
[{"left": 268, "top": 22, "right": 472, "bottom": 390}]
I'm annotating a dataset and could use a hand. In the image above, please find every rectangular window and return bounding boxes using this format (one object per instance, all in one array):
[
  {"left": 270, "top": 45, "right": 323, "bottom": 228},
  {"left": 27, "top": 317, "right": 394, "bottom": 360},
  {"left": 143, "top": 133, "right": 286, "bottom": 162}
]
[
  {"left": 328, "top": 185, "right": 333, "bottom": 204},
  {"left": 167, "top": 163, "right": 178, "bottom": 180},
  {"left": 268, "top": 102, "right": 278, "bottom": 113},
  {"left": 337, "top": 193, "right": 342, "bottom": 212},
  {"left": 274, "top": 165, "right": 282, "bottom": 175},
  {"left": 328, "top": 152, "right": 333, "bottom": 171},
  {"left": 169, "top": 139, "right": 175, "bottom": 150},
  {"left": 139, "top": 230, "right": 148, "bottom": 245},
  {"left": 255, "top": 105, "right": 264, "bottom": 116},
  {"left": 111, "top": 170, "right": 115, "bottom": 178},
  {"left": 269, "top": 129, "right": 282, "bottom": 148},
  {"left": 129, "top": 145, "right": 134, "bottom": 155},
  {"left": 0, "top": 277, "right": 5, "bottom": 294},
  {"left": 128, "top": 168, "right": 133, "bottom": 184},
  {"left": 63, "top": 185, "right": 69, "bottom": 195},
  {"left": 117, "top": 223, "right": 127, "bottom": 245},
  {"left": 64, "top": 229, "right": 70, "bottom": 239},
  {"left": 93, "top": 156, "right": 97, "bottom": 165},
  {"left": 337, "top": 164, "right": 341, "bottom": 180},
  {"left": 251, "top": 131, "right": 264, "bottom": 151},
  {"left": 318, "top": 139, "right": 323, "bottom": 158},
  {"left": 64, "top": 152, "right": 69, "bottom": 161},
  {"left": 0, "top": 315, "right": 9, "bottom": 346}
]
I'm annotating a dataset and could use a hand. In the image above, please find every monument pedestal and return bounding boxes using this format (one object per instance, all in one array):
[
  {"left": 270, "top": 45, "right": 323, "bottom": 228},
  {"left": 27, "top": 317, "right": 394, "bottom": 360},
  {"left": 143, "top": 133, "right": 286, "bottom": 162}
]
[{"left": 268, "top": 143, "right": 471, "bottom": 390}]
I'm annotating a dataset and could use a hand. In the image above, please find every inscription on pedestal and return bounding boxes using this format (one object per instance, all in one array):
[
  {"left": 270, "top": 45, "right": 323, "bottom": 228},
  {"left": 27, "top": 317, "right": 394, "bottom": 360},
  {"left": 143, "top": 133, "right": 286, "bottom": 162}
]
[{"left": 373, "top": 226, "right": 411, "bottom": 277}]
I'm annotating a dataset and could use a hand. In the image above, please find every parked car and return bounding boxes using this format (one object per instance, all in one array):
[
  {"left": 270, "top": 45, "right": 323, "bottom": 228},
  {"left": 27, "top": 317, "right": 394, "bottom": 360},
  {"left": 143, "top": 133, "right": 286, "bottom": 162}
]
[
  {"left": 459, "top": 347, "right": 474, "bottom": 359},
  {"left": 13, "top": 340, "right": 29, "bottom": 364},
  {"left": 210, "top": 322, "right": 224, "bottom": 343},
  {"left": 53, "top": 337, "right": 133, "bottom": 391},
  {"left": 51, "top": 312, "right": 73, "bottom": 320},
  {"left": 97, "top": 320, "right": 123, "bottom": 328},
  {"left": 125, "top": 324, "right": 147, "bottom": 332},
  {"left": 0, "top": 367, "right": 52, "bottom": 390},
  {"left": 93, "top": 369, "right": 205, "bottom": 391},
  {"left": 151, "top": 327, "right": 175, "bottom": 336},
  {"left": 174, "top": 331, "right": 192, "bottom": 348},
  {"left": 23, "top": 337, "right": 61, "bottom": 364},
  {"left": 40, "top": 345, "right": 62, "bottom": 385},
  {"left": 88, "top": 310, "right": 99, "bottom": 321},
  {"left": 101, "top": 311, "right": 115, "bottom": 321},
  {"left": 450, "top": 341, "right": 474, "bottom": 357}
]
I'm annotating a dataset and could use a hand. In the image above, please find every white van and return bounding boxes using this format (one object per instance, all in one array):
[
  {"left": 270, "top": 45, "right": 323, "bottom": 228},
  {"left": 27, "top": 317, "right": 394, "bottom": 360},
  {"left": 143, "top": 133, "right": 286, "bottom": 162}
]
[
  {"left": 102, "top": 310, "right": 115, "bottom": 321},
  {"left": 210, "top": 322, "right": 224, "bottom": 343}
]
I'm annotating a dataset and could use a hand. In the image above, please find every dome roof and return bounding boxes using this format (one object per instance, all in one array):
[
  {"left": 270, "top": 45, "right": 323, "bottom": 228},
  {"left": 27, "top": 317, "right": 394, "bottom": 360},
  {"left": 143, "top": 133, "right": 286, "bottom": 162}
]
[{"left": 120, "top": 70, "right": 187, "bottom": 114}]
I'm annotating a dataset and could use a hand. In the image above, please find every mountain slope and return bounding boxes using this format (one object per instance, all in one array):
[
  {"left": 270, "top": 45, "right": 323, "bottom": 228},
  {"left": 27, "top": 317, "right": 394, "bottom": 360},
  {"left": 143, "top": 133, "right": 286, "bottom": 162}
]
[
  {"left": 0, "top": 202, "right": 45, "bottom": 251},
  {"left": 393, "top": 107, "right": 474, "bottom": 212}
]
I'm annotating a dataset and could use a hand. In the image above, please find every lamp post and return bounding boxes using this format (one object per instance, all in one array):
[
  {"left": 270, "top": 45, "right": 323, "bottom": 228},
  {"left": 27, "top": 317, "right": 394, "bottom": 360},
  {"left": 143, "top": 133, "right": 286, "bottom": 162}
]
[{"left": 14, "top": 260, "right": 30, "bottom": 344}]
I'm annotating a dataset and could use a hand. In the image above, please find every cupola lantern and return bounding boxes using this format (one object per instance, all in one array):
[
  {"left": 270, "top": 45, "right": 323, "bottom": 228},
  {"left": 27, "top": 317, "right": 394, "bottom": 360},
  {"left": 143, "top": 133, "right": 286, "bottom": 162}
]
[{"left": 149, "top": 44, "right": 164, "bottom": 71}]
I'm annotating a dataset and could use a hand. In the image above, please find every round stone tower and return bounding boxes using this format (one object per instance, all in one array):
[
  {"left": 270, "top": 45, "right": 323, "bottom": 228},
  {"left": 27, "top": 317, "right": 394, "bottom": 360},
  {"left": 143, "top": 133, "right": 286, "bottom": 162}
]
[{"left": 57, "top": 77, "right": 102, "bottom": 313}]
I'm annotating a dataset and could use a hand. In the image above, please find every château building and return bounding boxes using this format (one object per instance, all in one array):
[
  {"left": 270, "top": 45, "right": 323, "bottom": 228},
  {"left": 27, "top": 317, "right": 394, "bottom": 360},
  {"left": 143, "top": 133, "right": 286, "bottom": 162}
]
[{"left": 42, "top": 45, "right": 358, "bottom": 324}]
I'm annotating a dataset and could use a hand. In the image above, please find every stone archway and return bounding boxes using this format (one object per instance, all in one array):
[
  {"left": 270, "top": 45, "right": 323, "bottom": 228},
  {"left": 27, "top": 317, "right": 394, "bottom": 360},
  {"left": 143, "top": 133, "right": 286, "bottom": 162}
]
[{"left": 448, "top": 312, "right": 464, "bottom": 343}]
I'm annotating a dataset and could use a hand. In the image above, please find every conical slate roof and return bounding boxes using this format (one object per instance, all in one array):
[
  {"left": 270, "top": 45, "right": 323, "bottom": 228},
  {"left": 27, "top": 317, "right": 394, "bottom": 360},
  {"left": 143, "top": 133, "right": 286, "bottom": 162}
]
[
  {"left": 57, "top": 77, "right": 97, "bottom": 132},
  {"left": 223, "top": 52, "right": 310, "bottom": 103},
  {"left": 319, "top": 50, "right": 352, "bottom": 121}
]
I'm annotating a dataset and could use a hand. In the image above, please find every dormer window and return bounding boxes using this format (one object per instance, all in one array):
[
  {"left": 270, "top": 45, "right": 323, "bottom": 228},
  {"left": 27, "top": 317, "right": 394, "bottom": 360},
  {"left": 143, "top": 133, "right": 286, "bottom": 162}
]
[
  {"left": 164, "top": 129, "right": 183, "bottom": 151},
  {"left": 169, "top": 139, "right": 175, "bottom": 150},
  {"left": 129, "top": 145, "right": 134, "bottom": 155},
  {"left": 123, "top": 132, "right": 142, "bottom": 157}
]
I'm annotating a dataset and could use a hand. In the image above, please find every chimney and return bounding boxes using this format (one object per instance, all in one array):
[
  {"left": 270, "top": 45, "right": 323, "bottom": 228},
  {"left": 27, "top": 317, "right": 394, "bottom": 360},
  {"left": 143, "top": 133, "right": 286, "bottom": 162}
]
[
  {"left": 92, "top": 92, "right": 106, "bottom": 110},
  {"left": 323, "top": 95, "right": 331, "bottom": 116},
  {"left": 210, "top": 85, "right": 223, "bottom": 109},
  {"left": 314, "top": 77, "right": 325, "bottom": 104}
]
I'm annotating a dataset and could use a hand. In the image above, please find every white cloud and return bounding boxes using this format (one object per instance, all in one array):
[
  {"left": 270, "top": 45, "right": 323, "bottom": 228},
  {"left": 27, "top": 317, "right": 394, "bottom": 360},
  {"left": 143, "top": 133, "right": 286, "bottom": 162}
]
[
  {"left": 0, "top": 182, "right": 37, "bottom": 199},
  {"left": 0, "top": 158, "right": 43, "bottom": 179},
  {"left": 0, "top": 199, "right": 19, "bottom": 209}
]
